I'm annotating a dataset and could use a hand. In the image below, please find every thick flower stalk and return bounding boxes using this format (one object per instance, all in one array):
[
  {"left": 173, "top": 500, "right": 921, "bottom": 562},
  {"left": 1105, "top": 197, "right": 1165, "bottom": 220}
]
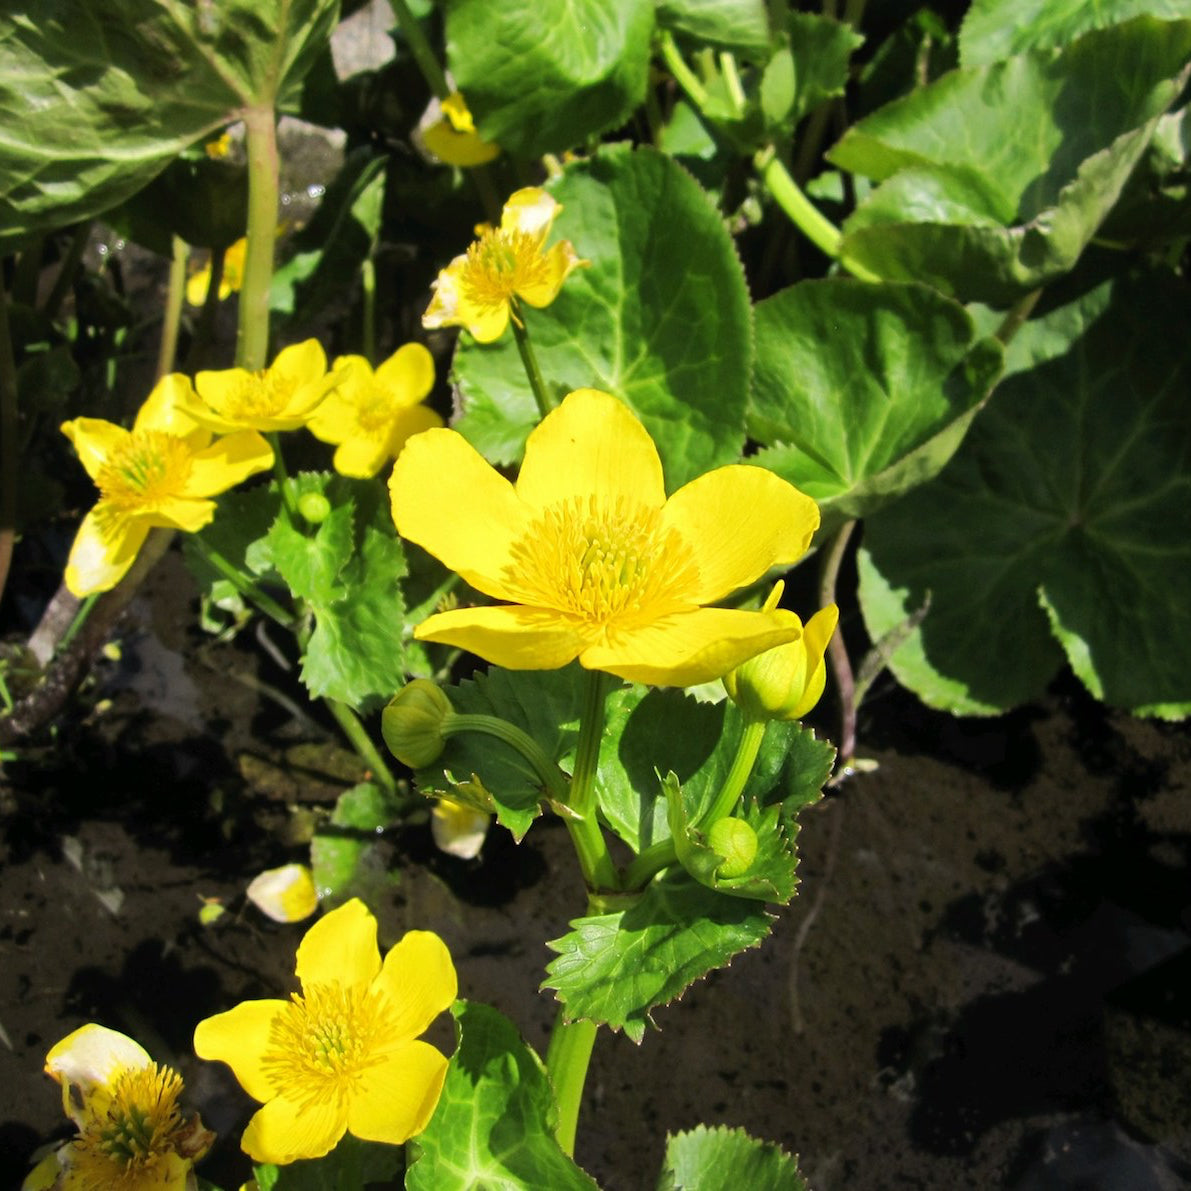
[
  {"left": 306, "top": 344, "right": 442, "bottom": 478},
  {"left": 723, "top": 581, "right": 839, "bottom": 721},
  {"left": 422, "top": 187, "right": 587, "bottom": 343},
  {"left": 390, "top": 388, "right": 821, "bottom": 686},
  {"left": 61, "top": 374, "right": 273, "bottom": 595},
  {"left": 193, "top": 898, "right": 456, "bottom": 1164},
  {"left": 185, "top": 340, "right": 339, "bottom": 433},
  {"left": 28, "top": 1023, "right": 213, "bottom": 1191},
  {"left": 421, "top": 92, "right": 500, "bottom": 167}
]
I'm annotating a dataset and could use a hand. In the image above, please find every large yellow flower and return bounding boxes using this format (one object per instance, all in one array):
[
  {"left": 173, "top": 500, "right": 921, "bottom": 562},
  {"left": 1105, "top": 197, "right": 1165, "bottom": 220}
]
[
  {"left": 62, "top": 374, "right": 274, "bottom": 596},
  {"left": 187, "top": 340, "right": 339, "bottom": 433},
  {"left": 193, "top": 898, "right": 456, "bottom": 1165},
  {"left": 422, "top": 187, "right": 587, "bottom": 343},
  {"left": 31, "top": 1023, "right": 213, "bottom": 1191},
  {"left": 389, "top": 388, "right": 821, "bottom": 686},
  {"left": 306, "top": 344, "right": 443, "bottom": 478},
  {"left": 421, "top": 91, "right": 500, "bottom": 167}
]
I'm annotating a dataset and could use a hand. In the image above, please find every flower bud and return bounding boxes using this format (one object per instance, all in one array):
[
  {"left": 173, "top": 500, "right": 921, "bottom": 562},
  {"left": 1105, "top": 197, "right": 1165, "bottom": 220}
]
[
  {"left": 298, "top": 490, "right": 331, "bottom": 524},
  {"left": 382, "top": 680, "right": 453, "bottom": 768},
  {"left": 723, "top": 587, "right": 838, "bottom": 722},
  {"left": 706, "top": 816, "right": 758, "bottom": 878}
]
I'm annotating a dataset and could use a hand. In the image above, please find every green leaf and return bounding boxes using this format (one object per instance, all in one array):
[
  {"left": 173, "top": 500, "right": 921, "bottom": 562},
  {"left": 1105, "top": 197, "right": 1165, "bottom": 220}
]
[
  {"left": 271, "top": 149, "right": 386, "bottom": 325},
  {"left": 959, "top": 0, "right": 1191, "bottom": 65},
  {"left": 406, "top": 1001, "right": 599, "bottom": 1191},
  {"left": 544, "top": 870, "right": 773, "bottom": 1041},
  {"left": 414, "top": 666, "right": 589, "bottom": 841},
  {"left": 267, "top": 474, "right": 356, "bottom": 605},
  {"left": 453, "top": 144, "right": 753, "bottom": 488},
  {"left": 251, "top": 1135, "right": 401, "bottom": 1190},
  {"left": 184, "top": 485, "right": 285, "bottom": 608},
  {"left": 658, "top": 1124, "right": 808, "bottom": 1190},
  {"left": 829, "top": 18, "right": 1191, "bottom": 302},
  {"left": 300, "top": 484, "right": 409, "bottom": 710},
  {"left": 446, "top": 0, "right": 653, "bottom": 158},
  {"left": 656, "top": 0, "right": 772, "bottom": 58},
  {"left": 749, "top": 279, "right": 1003, "bottom": 534},
  {"left": 786, "top": 12, "right": 865, "bottom": 123},
  {"left": 0, "top": 0, "right": 339, "bottom": 250},
  {"left": 310, "top": 781, "right": 404, "bottom": 908},
  {"left": 858, "top": 273, "right": 1191, "bottom": 717}
]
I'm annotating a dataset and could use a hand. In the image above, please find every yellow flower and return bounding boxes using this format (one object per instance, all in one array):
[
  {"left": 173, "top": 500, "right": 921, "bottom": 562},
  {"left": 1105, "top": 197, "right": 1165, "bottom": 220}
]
[
  {"left": 422, "top": 92, "right": 500, "bottom": 167},
  {"left": 723, "top": 582, "right": 838, "bottom": 721},
  {"left": 389, "top": 388, "right": 820, "bottom": 686},
  {"left": 423, "top": 187, "right": 587, "bottom": 343},
  {"left": 61, "top": 374, "right": 274, "bottom": 596},
  {"left": 187, "top": 340, "right": 339, "bottom": 433},
  {"left": 186, "top": 236, "right": 247, "bottom": 306},
  {"left": 246, "top": 863, "right": 320, "bottom": 923},
  {"left": 35, "top": 1023, "right": 213, "bottom": 1191},
  {"left": 193, "top": 898, "right": 456, "bottom": 1164},
  {"left": 306, "top": 345, "right": 442, "bottom": 478}
]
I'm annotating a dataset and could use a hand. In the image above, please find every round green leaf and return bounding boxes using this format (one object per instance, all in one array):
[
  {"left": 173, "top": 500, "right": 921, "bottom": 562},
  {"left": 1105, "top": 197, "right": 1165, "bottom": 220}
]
[
  {"left": 453, "top": 143, "right": 753, "bottom": 488},
  {"left": 446, "top": 0, "right": 653, "bottom": 158},
  {"left": 749, "top": 279, "right": 1002, "bottom": 533},
  {"left": 859, "top": 273, "right": 1191, "bottom": 717}
]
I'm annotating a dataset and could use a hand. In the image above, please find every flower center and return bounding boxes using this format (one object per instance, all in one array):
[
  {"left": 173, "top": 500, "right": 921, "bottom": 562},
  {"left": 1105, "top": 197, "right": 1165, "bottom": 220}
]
[
  {"left": 69, "top": 1064, "right": 186, "bottom": 1187},
  {"left": 505, "top": 495, "right": 699, "bottom": 628},
  {"left": 352, "top": 384, "right": 399, "bottom": 434},
  {"left": 96, "top": 432, "right": 193, "bottom": 512},
  {"left": 261, "top": 983, "right": 400, "bottom": 1111},
  {"left": 460, "top": 228, "right": 549, "bottom": 311},
  {"left": 209, "top": 368, "right": 297, "bottom": 421}
]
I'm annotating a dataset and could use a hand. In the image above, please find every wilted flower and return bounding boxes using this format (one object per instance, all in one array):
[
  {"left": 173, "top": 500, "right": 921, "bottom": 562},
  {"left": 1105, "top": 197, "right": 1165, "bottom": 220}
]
[
  {"left": 29, "top": 1023, "right": 213, "bottom": 1191},
  {"left": 193, "top": 898, "right": 456, "bottom": 1164},
  {"left": 246, "top": 863, "right": 319, "bottom": 923},
  {"left": 423, "top": 187, "right": 586, "bottom": 343},
  {"left": 61, "top": 374, "right": 273, "bottom": 595},
  {"left": 184, "top": 340, "right": 339, "bottom": 433},
  {"left": 422, "top": 92, "right": 500, "bottom": 167},
  {"left": 306, "top": 345, "right": 442, "bottom": 478},
  {"left": 431, "top": 798, "right": 491, "bottom": 859},
  {"left": 390, "top": 388, "right": 820, "bottom": 686}
]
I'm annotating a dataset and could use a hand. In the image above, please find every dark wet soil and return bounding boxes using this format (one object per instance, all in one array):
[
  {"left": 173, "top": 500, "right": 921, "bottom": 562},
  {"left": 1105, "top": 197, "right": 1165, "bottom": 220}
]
[{"left": 3, "top": 553, "right": 1191, "bottom": 1190}]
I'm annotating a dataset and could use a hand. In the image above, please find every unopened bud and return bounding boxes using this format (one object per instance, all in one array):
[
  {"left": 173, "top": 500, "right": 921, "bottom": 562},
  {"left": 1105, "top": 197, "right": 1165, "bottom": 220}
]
[
  {"left": 382, "top": 679, "right": 453, "bottom": 768},
  {"left": 706, "top": 816, "right": 758, "bottom": 878},
  {"left": 298, "top": 490, "right": 331, "bottom": 524}
]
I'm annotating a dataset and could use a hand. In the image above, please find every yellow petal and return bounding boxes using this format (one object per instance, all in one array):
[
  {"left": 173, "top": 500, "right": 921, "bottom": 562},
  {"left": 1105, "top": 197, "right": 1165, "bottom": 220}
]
[
  {"left": 390, "top": 428, "right": 529, "bottom": 599},
  {"left": 240, "top": 1093, "right": 346, "bottom": 1164},
  {"left": 432, "top": 798, "right": 490, "bottom": 859},
  {"left": 46, "top": 1023, "right": 150, "bottom": 1092},
  {"left": 580, "top": 607, "right": 804, "bottom": 686},
  {"left": 790, "top": 603, "right": 838, "bottom": 719},
  {"left": 134, "top": 374, "right": 207, "bottom": 444},
  {"left": 64, "top": 507, "right": 148, "bottom": 596},
  {"left": 515, "top": 389, "right": 666, "bottom": 512},
  {"left": 386, "top": 404, "right": 444, "bottom": 459},
  {"left": 501, "top": 187, "right": 560, "bottom": 240},
  {"left": 374, "top": 930, "right": 457, "bottom": 1042},
  {"left": 186, "top": 266, "right": 212, "bottom": 307},
  {"left": 661, "top": 465, "right": 820, "bottom": 603},
  {"left": 61, "top": 418, "right": 129, "bottom": 481},
  {"left": 294, "top": 898, "right": 380, "bottom": 992},
  {"left": 374, "top": 343, "right": 435, "bottom": 406},
  {"left": 422, "top": 255, "right": 468, "bottom": 329},
  {"left": 346, "top": 1039, "right": 448, "bottom": 1145},
  {"left": 193, "top": 1000, "right": 288, "bottom": 1104},
  {"left": 147, "top": 495, "right": 218, "bottom": 533},
  {"left": 183, "top": 431, "right": 273, "bottom": 497},
  {"left": 517, "top": 239, "right": 585, "bottom": 309},
  {"left": 271, "top": 339, "right": 328, "bottom": 391},
  {"left": 414, "top": 604, "right": 586, "bottom": 670},
  {"left": 246, "top": 864, "right": 319, "bottom": 923},
  {"left": 332, "top": 435, "right": 390, "bottom": 479}
]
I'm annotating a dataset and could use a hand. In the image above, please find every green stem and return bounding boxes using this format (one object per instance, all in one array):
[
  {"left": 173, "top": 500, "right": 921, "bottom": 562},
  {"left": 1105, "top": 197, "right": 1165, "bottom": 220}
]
[
  {"left": 156, "top": 235, "right": 189, "bottom": 380},
  {"left": 623, "top": 836, "right": 676, "bottom": 890},
  {"left": 0, "top": 282, "right": 18, "bottom": 609},
  {"left": 360, "top": 257, "right": 377, "bottom": 365},
  {"left": 756, "top": 150, "right": 840, "bottom": 263},
  {"left": 546, "top": 1010, "right": 597, "bottom": 1158},
  {"left": 995, "top": 288, "right": 1042, "bottom": 346},
  {"left": 389, "top": 0, "right": 450, "bottom": 99},
  {"left": 238, "top": 106, "right": 280, "bottom": 371},
  {"left": 510, "top": 304, "right": 554, "bottom": 417},
  {"left": 565, "top": 670, "right": 619, "bottom": 892},
  {"left": 819, "top": 519, "right": 857, "bottom": 767},
  {"left": 43, "top": 223, "right": 91, "bottom": 321},
  {"left": 443, "top": 713, "right": 571, "bottom": 805},
  {"left": 700, "top": 718, "right": 766, "bottom": 829},
  {"left": 326, "top": 698, "right": 402, "bottom": 798},
  {"left": 719, "top": 51, "right": 747, "bottom": 115},
  {"left": 56, "top": 594, "right": 99, "bottom": 655},
  {"left": 267, "top": 431, "right": 303, "bottom": 524},
  {"left": 189, "top": 535, "right": 295, "bottom": 629},
  {"left": 658, "top": 31, "right": 708, "bottom": 107}
]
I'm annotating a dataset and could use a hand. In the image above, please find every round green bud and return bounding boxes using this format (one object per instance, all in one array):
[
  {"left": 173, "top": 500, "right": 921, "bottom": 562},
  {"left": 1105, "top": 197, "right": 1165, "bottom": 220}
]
[
  {"left": 298, "top": 490, "right": 331, "bottom": 524},
  {"left": 382, "top": 680, "right": 454, "bottom": 768},
  {"left": 706, "top": 816, "right": 758, "bottom": 878}
]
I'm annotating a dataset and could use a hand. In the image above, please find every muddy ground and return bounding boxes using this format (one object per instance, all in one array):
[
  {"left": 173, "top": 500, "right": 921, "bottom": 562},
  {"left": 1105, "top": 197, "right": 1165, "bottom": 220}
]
[{"left": 2, "top": 551, "right": 1191, "bottom": 1190}]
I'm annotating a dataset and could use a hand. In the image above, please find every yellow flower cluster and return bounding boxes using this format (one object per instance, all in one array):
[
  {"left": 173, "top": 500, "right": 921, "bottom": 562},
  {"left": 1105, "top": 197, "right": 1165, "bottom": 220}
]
[{"left": 62, "top": 340, "right": 441, "bottom": 596}]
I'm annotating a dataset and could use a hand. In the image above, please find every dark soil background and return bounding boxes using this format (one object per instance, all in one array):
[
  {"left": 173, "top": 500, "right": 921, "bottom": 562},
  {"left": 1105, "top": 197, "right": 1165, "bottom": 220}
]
[{"left": 3, "top": 550, "right": 1191, "bottom": 1190}]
